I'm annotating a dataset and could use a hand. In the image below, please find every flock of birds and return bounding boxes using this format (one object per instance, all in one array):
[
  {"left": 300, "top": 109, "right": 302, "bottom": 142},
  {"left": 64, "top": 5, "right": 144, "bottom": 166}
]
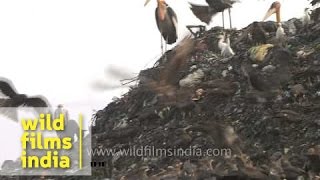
[
  {"left": 0, "top": 0, "right": 312, "bottom": 122},
  {"left": 144, "top": 0, "right": 308, "bottom": 56},
  {"left": 0, "top": 0, "right": 309, "bottom": 122}
]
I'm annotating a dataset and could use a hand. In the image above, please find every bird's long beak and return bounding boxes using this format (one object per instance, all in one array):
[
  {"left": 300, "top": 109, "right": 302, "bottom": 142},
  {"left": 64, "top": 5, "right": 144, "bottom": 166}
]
[
  {"left": 144, "top": 0, "right": 151, "bottom": 6},
  {"left": 263, "top": 7, "right": 277, "bottom": 21}
]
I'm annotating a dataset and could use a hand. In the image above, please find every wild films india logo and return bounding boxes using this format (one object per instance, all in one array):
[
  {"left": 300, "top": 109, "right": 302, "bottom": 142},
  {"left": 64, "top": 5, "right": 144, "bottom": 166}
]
[
  {"left": 0, "top": 108, "right": 91, "bottom": 176},
  {"left": 21, "top": 114, "right": 74, "bottom": 169}
]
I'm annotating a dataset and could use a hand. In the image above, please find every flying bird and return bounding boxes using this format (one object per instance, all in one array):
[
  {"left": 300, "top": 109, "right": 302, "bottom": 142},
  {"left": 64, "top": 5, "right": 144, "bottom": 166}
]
[
  {"left": 145, "top": 0, "right": 178, "bottom": 55},
  {"left": 143, "top": 36, "right": 206, "bottom": 101},
  {"left": 189, "top": 0, "right": 240, "bottom": 28},
  {"left": 310, "top": 0, "right": 320, "bottom": 6},
  {"left": 0, "top": 78, "right": 50, "bottom": 122}
]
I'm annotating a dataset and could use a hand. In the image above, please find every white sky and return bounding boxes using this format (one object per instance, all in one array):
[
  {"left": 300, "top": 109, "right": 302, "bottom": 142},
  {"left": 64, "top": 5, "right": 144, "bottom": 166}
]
[{"left": 0, "top": 0, "right": 311, "bottom": 168}]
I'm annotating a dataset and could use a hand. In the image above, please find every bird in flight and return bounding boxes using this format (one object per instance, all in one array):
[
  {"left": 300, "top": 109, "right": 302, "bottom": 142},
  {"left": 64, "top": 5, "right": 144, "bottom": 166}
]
[
  {"left": 189, "top": 0, "right": 240, "bottom": 28},
  {"left": 0, "top": 77, "right": 51, "bottom": 122}
]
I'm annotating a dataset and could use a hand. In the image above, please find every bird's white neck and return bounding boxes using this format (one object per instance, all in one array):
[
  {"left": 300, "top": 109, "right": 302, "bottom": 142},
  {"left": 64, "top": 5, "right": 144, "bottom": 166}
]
[{"left": 276, "top": 25, "right": 285, "bottom": 39}]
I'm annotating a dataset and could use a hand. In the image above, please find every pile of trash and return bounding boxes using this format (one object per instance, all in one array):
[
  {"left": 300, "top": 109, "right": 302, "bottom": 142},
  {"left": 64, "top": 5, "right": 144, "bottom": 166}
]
[
  {"left": 2, "top": 8, "right": 320, "bottom": 180},
  {"left": 89, "top": 11, "right": 320, "bottom": 180}
]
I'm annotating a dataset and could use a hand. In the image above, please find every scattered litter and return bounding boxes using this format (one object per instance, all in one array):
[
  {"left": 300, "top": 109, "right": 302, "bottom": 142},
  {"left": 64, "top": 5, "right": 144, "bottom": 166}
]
[
  {"left": 179, "top": 69, "right": 205, "bottom": 87},
  {"left": 249, "top": 44, "right": 274, "bottom": 62}
]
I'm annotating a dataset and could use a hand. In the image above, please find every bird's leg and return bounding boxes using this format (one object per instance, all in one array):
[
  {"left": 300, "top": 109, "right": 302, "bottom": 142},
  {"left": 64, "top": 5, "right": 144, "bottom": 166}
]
[
  {"left": 165, "top": 38, "right": 168, "bottom": 53},
  {"left": 222, "top": 11, "right": 225, "bottom": 29},
  {"left": 160, "top": 34, "right": 164, "bottom": 55},
  {"left": 228, "top": 8, "right": 232, "bottom": 29},
  {"left": 164, "top": 37, "right": 168, "bottom": 61}
]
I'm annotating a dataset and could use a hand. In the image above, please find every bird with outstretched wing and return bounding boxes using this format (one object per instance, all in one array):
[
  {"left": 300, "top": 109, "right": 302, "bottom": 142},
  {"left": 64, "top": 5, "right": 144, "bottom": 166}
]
[
  {"left": 310, "top": 0, "right": 320, "bottom": 6},
  {"left": 0, "top": 77, "right": 51, "bottom": 122}
]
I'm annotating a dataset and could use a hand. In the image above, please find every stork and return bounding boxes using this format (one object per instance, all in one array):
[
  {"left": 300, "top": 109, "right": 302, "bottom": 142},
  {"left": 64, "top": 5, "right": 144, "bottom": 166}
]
[
  {"left": 263, "top": 1, "right": 286, "bottom": 43},
  {"left": 145, "top": 0, "right": 178, "bottom": 55},
  {"left": 189, "top": 0, "right": 239, "bottom": 29}
]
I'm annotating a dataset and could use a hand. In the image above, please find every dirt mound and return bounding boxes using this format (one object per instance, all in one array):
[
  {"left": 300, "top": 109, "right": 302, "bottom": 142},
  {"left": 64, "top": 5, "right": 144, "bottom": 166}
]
[
  {"left": 2, "top": 7, "right": 320, "bottom": 180},
  {"left": 87, "top": 16, "right": 320, "bottom": 179}
]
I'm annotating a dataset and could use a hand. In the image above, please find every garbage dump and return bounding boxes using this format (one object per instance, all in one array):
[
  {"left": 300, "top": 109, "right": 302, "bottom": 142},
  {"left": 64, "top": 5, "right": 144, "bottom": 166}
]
[{"left": 2, "top": 7, "right": 320, "bottom": 180}]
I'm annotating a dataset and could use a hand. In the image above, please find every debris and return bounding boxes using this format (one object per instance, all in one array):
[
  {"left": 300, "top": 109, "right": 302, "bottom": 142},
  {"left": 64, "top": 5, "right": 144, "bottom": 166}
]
[
  {"left": 249, "top": 44, "right": 274, "bottom": 62},
  {"left": 262, "top": 65, "right": 276, "bottom": 72},
  {"left": 191, "top": 88, "right": 205, "bottom": 101},
  {"left": 290, "top": 84, "right": 306, "bottom": 98},
  {"left": 12, "top": 17, "right": 320, "bottom": 180},
  {"left": 296, "top": 48, "right": 314, "bottom": 59},
  {"left": 179, "top": 69, "right": 205, "bottom": 87},
  {"left": 222, "top": 70, "right": 228, "bottom": 77}
]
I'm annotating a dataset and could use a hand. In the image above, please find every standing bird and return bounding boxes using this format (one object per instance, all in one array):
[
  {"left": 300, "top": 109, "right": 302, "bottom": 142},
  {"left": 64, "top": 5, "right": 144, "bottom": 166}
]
[
  {"left": 218, "top": 33, "right": 235, "bottom": 57},
  {"left": 302, "top": 8, "right": 311, "bottom": 27},
  {"left": 189, "top": 0, "right": 239, "bottom": 28},
  {"left": 145, "top": 0, "right": 178, "bottom": 55},
  {"left": 263, "top": 1, "right": 286, "bottom": 44},
  {"left": 263, "top": 1, "right": 281, "bottom": 23},
  {"left": 0, "top": 78, "right": 50, "bottom": 122},
  {"left": 56, "top": 119, "right": 86, "bottom": 142},
  {"left": 276, "top": 23, "right": 285, "bottom": 42}
]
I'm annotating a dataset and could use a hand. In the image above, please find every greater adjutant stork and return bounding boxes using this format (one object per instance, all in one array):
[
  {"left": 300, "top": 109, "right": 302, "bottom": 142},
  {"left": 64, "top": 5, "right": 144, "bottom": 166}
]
[
  {"left": 145, "top": 0, "right": 178, "bottom": 55},
  {"left": 263, "top": 1, "right": 286, "bottom": 43},
  {"left": 263, "top": 1, "right": 281, "bottom": 24},
  {"left": 189, "top": 0, "right": 239, "bottom": 28}
]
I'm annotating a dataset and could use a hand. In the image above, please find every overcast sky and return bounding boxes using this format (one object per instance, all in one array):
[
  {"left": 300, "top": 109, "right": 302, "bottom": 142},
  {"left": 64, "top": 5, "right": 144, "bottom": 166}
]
[{"left": 0, "top": 0, "right": 311, "bottom": 168}]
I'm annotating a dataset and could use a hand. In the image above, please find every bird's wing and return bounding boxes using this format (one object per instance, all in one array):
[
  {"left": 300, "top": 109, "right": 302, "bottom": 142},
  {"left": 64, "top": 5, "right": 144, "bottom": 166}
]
[
  {"left": 0, "top": 78, "right": 19, "bottom": 98},
  {"left": 23, "top": 96, "right": 51, "bottom": 108},
  {"left": 167, "top": 6, "right": 178, "bottom": 23},
  {"left": 221, "top": 0, "right": 236, "bottom": 7},
  {"left": 0, "top": 110, "right": 19, "bottom": 122},
  {"left": 23, "top": 96, "right": 52, "bottom": 115},
  {"left": 311, "top": 0, "right": 320, "bottom": 6},
  {"left": 206, "top": 0, "right": 232, "bottom": 11},
  {"left": 0, "top": 99, "right": 19, "bottom": 122},
  {"left": 205, "top": 0, "right": 216, "bottom": 7},
  {"left": 167, "top": 6, "right": 178, "bottom": 36},
  {"left": 189, "top": 3, "right": 216, "bottom": 24},
  {"left": 228, "top": 0, "right": 241, "bottom": 5}
]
